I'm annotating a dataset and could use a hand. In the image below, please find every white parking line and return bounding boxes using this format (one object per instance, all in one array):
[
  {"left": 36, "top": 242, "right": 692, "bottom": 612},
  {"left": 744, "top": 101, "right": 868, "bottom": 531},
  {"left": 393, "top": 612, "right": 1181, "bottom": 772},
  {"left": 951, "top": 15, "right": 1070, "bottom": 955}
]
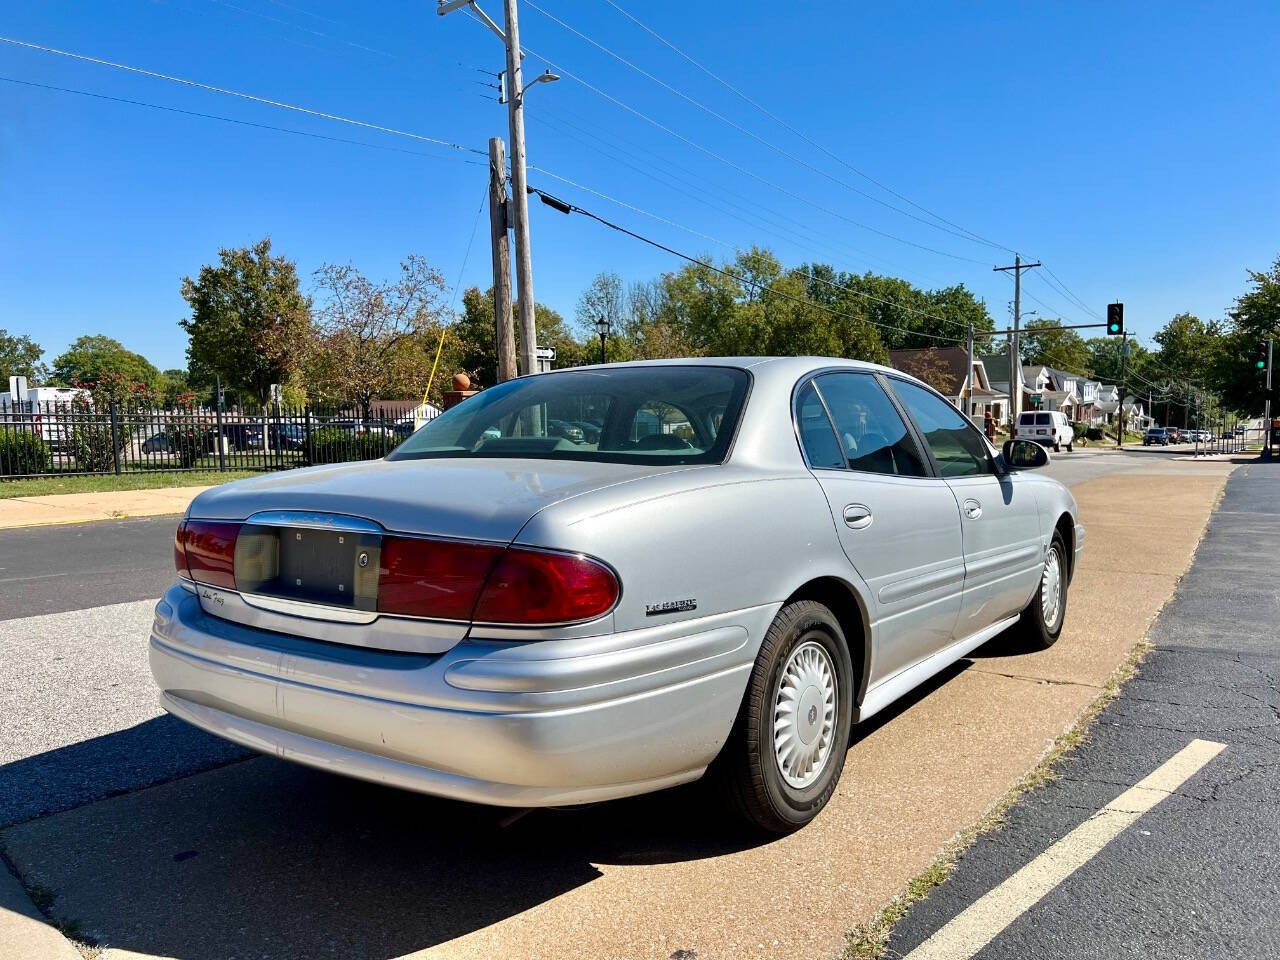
[{"left": 903, "top": 738, "right": 1226, "bottom": 960}]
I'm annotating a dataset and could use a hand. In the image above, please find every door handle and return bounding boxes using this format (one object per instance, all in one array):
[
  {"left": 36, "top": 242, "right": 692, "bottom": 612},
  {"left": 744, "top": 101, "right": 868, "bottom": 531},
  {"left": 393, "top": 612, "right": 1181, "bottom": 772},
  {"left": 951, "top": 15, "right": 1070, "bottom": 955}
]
[
  {"left": 963, "top": 499, "right": 982, "bottom": 520},
  {"left": 843, "top": 504, "right": 873, "bottom": 529}
]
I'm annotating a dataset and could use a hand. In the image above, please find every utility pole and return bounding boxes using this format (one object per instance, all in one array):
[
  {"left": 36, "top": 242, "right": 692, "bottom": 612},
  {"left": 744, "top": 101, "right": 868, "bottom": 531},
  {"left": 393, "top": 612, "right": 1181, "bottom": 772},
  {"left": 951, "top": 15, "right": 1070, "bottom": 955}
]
[
  {"left": 437, "top": 0, "right": 544, "bottom": 377},
  {"left": 993, "top": 255, "right": 1042, "bottom": 428},
  {"left": 1117, "top": 333, "right": 1129, "bottom": 448},
  {"left": 1266, "top": 339, "right": 1274, "bottom": 458},
  {"left": 487, "top": 137, "right": 517, "bottom": 383},
  {"left": 502, "top": 0, "right": 537, "bottom": 377},
  {"left": 966, "top": 324, "right": 975, "bottom": 422}
]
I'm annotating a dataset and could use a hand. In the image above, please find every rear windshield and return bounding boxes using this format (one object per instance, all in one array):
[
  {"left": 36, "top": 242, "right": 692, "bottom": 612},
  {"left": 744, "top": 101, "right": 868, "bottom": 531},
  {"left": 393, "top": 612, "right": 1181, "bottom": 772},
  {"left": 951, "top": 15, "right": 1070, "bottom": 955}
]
[
  {"left": 1018, "top": 413, "right": 1036, "bottom": 424},
  {"left": 1035, "top": 413, "right": 1051, "bottom": 425},
  {"left": 388, "top": 366, "right": 750, "bottom": 465}
]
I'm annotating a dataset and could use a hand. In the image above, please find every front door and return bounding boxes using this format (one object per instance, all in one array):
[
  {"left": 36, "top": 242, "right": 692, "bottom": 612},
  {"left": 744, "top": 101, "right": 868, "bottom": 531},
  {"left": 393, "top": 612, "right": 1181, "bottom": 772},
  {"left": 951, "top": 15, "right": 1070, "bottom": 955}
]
[
  {"left": 886, "top": 378, "right": 1044, "bottom": 636},
  {"left": 796, "top": 374, "right": 966, "bottom": 685}
]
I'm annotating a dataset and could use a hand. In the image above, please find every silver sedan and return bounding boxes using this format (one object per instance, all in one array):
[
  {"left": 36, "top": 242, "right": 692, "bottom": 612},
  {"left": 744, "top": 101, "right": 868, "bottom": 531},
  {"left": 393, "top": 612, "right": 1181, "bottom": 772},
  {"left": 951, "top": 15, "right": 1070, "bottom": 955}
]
[{"left": 152, "top": 357, "right": 1082, "bottom": 832}]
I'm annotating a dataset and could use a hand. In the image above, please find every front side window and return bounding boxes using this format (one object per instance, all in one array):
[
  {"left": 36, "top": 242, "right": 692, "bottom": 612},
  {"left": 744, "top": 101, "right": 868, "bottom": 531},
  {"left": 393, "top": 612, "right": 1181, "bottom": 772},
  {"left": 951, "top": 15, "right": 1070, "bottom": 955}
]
[
  {"left": 889, "top": 378, "right": 993, "bottom": 478},
  {"left": 812, "top": 373, "right": 926, "bottom": 477},
  {"left": 388, "top": 366, "right": 749, "bottom": 466}
]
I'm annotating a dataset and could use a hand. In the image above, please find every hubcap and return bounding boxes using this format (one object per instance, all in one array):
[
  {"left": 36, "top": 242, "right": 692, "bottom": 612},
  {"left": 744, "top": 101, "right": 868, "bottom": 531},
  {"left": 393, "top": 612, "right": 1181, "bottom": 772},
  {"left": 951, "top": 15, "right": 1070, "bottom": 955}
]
[
  {"left": 1041, "top": 545, "right": 1064, "bottom": 630},
  {"left": 773, "top": 639, "right": 838, "bottom": 789}
]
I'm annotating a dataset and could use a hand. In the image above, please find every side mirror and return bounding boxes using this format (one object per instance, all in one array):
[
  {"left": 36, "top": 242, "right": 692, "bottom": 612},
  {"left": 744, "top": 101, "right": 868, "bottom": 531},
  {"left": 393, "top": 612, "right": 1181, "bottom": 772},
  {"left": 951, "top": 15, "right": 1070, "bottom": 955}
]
[{"left": 1002, "top": 438, "right": 1050, "bottom": 470}]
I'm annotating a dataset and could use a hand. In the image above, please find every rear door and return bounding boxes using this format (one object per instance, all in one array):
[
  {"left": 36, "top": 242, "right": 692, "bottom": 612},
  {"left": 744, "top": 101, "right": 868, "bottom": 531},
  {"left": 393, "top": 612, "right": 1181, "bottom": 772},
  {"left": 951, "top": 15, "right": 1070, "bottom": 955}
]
[
  {"left": 886, "top": 377, "right": 1045, "bottom": 638},
  {"left": 795, "top": 372, "right": 965, "bottom": 682}
]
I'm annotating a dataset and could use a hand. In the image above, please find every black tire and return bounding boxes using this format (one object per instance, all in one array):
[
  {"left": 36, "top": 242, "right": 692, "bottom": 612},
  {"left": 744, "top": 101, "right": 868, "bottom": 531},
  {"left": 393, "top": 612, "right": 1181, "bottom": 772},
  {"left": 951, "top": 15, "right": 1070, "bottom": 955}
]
[
  {"left": 1067, "top": 439, "right": 1074, "bottom": 453},
  {"left": 1017, "top": 530, "right": 1069, "bottom": 650},
  {"left": 716, "top": 600, "right": 854, "bottom": 834},
  {"left": 1053, "top": 441, "right": 1061, "bottom": 453}
]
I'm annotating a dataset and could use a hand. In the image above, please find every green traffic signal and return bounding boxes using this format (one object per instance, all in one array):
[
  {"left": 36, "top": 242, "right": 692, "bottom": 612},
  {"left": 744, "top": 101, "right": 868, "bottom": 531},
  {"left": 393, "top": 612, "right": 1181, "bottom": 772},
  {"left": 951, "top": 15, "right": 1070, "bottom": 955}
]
[{"left": 1106, "top": 303, "right": 1124, "bottom": 336}]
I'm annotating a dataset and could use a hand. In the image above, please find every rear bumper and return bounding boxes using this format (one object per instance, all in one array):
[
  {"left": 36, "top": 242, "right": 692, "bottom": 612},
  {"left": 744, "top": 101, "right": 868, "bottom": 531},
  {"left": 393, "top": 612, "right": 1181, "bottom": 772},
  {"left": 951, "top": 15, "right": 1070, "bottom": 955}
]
[{"left": 149, "top": 583, "right": 767, "bottom": 806}]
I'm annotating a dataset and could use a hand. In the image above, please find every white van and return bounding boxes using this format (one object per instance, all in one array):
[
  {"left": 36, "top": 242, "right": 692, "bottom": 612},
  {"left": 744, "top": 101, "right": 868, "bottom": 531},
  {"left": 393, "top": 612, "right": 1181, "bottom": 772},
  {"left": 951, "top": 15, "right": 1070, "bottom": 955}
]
[{"left": 1015, "top": 410, "right": 1074, "bottom": 452}]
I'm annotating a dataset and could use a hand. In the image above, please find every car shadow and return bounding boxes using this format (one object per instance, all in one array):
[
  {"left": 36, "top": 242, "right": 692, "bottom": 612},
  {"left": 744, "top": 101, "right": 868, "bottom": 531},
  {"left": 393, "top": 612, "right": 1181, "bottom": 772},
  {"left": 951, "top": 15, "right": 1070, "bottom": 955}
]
[{"left": 4, "top": 659, "right": 976, "bottom": 960}]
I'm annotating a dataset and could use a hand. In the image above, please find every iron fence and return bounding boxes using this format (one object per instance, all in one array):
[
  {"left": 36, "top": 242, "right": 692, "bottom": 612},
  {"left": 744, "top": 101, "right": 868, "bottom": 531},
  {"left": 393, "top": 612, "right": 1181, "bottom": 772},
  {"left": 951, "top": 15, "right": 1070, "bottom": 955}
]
[{"left": 0, "top": 400, "right": 439, "bottom": 478}]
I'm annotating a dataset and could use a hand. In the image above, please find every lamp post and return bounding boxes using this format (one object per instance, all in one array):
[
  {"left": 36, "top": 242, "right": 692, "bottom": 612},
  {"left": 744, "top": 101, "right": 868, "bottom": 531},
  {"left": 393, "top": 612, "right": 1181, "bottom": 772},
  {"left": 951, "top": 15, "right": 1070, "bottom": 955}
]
[{"left": 594, "top": 315, "right": 609, "bottom": 365}]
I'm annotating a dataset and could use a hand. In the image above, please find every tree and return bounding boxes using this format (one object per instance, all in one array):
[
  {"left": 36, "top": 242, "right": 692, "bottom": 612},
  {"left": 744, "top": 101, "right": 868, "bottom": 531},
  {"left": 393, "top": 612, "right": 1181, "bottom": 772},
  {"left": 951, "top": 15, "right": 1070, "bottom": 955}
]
[
  {"left": 180, "top": 238, "right": 311, "bottom": 406},
  {"left": 308, "top": 256, "right": 448, "bottom": 414},
  {"left": 1218, "top": 254, "right": 1280, "bottom": 411},
  {"left": 1020, "top": 319, "right": 1091, "bottom": 374},
  {"left": 51, "top": 335, "right": 161, "bottom": 390},
  {"left": 0, "top": 330, "right": 48, "bottom": 384}
]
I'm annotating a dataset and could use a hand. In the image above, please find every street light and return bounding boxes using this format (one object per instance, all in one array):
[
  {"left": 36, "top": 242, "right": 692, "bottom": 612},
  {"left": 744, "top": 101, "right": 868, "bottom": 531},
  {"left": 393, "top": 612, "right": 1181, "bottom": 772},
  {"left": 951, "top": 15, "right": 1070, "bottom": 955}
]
[
  {"left": 594, "top": 315, "right": 610, "bottom": 365},
  {"left": 520, "top": 69, "right": 559, "bottom": 100}
]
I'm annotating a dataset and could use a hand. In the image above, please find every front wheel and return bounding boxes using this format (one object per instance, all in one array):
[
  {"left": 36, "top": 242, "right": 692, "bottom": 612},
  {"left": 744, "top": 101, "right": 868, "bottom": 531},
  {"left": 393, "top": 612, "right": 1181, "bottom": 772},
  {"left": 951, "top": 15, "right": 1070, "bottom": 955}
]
[
  {"left": 717, "top": 600, "right": 854, "bottom": 833},
  {"left": 1016, "top": 530, "right": 1069, "bottom": 650}
]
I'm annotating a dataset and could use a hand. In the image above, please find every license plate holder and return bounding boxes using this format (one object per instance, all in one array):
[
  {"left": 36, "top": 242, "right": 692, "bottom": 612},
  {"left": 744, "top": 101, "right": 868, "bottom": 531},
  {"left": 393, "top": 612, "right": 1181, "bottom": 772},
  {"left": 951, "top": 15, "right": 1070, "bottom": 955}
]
[{"left": 235, "top": 525, "right": 381, "bottom": 610}]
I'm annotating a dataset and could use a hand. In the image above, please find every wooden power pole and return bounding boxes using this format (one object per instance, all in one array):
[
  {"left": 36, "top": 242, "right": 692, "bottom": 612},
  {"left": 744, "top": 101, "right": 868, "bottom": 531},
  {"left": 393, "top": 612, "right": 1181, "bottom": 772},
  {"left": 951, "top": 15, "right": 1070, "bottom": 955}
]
[
  {"left": 993, "top": 254, "right": 1042, "bottom": 427},
  {"left": 487, "top": 137, "right": 517, "bottom": 383}
]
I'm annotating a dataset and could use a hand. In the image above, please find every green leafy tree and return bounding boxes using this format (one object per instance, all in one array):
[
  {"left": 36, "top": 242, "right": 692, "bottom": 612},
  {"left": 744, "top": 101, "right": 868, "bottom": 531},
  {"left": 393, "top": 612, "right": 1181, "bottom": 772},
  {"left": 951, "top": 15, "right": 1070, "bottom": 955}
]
[
  {"left": 308, "top": 256, "right": 449, "bottom": 414},
  {"left": 1021, "top": 319, "right": 1092, "bottom": 374},
  {"left": 1218, "top": 254, "right": 1280, "bottom": 411},
  {"left": 180, "top": 238, "right": 311, "bottom": 406},
  {"left": 0, "top": 330, "right": 48, "bottom": 384},
  {"left": 51, "top": 335, "right": 161, "bottom": 390}
]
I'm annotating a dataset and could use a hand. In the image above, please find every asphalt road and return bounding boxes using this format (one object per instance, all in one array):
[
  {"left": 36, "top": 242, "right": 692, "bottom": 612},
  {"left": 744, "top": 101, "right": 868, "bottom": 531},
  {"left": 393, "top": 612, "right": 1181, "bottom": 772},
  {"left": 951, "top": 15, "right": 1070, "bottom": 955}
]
[
  {"left": 887, "top": 460, "right": 1280, "bottom": 959},
  {"left": 0, "top": 515, "right": 176, "bottom": 620}
]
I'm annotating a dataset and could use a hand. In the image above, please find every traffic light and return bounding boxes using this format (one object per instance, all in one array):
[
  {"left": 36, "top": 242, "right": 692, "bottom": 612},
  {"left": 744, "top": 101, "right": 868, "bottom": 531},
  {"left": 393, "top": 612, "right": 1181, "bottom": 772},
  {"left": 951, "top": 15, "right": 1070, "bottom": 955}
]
[
  {"left": 1256, "top": 340, "right": 1269, "bottom": 371},
  {"left": 1106, "top": 303, "right": 1124, "bottom": 336}
]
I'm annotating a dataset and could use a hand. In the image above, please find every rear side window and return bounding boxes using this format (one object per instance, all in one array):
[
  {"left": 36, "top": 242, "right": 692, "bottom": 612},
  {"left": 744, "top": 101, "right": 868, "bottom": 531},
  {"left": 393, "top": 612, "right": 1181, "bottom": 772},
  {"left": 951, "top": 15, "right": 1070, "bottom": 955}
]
[
  {"left": 812, "top": 373, "right": 926, "bottom": 477},
  {"left": 795, "top": 381, "right": 844, "bottom": 469},
  {"left": 889, "top": 379, "right": 992, "bottom": 478}
]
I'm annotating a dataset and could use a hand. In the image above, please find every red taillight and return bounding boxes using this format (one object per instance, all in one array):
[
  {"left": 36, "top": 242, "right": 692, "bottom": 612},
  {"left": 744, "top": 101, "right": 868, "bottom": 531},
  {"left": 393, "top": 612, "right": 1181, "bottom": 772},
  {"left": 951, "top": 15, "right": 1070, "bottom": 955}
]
[
  {"left": 472, "top": 548, "right": 619, "bottom": 625},
  {"left": 376, "top": 536, "right": 503, "bottom": 620},
  {"left": 175, "top": 520, "right": 240, "bottom": 589}
]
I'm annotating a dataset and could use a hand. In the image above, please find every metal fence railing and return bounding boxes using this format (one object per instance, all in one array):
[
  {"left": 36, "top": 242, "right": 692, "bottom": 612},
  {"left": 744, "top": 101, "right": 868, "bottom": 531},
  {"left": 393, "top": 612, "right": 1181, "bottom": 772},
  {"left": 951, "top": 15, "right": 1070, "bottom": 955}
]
[{"left": 0, "top": 401, "right": 439, "bottom": 478}]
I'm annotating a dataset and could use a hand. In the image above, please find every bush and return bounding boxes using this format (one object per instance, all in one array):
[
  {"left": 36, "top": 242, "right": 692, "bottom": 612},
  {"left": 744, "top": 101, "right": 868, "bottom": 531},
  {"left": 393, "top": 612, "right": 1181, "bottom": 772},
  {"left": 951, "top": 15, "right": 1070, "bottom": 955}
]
[
  {"left": 308, "top": 427, "right": 402, "bottom": 465},
  {"left": 70, "top": 422, "right": 119, "bottom": 472},
  {"left": 0, "top": 430, "right": 51, "bottom": 475},
  {"left": 163, "top": 424, "right": 210, "bottom": 469}
]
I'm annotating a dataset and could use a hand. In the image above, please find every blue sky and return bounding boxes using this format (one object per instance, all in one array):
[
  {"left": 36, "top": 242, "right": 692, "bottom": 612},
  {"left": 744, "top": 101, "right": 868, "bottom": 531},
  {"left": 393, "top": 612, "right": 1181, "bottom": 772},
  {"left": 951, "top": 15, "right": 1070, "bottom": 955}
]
[{"left": 1, "top": 0, "right": 1277, "bottom": 372}]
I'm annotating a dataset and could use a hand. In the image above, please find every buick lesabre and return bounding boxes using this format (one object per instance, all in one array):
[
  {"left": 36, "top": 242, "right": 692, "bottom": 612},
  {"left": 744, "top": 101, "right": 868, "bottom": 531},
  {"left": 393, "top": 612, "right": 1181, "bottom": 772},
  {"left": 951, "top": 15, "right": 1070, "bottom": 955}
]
[{"left": 152, "top": 357, "right": 1082, "bottom": 832}]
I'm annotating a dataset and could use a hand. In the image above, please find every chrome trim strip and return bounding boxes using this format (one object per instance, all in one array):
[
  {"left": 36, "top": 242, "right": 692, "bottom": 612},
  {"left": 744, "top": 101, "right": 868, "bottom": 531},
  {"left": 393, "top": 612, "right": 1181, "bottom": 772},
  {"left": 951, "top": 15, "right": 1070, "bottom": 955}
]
[
  {"left": 244, "top": 510, "right": 384, "bottom": 534},
  {"left": 240, "top": 592, "right": 379, "bottom": 624}
]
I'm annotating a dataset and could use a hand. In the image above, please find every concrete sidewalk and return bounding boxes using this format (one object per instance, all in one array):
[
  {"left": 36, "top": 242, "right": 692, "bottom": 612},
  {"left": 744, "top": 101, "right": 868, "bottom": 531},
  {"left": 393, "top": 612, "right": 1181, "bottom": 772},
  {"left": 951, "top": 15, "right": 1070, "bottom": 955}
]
[{"left": 0, "top": 487, "right": 209, "bottom": 529}]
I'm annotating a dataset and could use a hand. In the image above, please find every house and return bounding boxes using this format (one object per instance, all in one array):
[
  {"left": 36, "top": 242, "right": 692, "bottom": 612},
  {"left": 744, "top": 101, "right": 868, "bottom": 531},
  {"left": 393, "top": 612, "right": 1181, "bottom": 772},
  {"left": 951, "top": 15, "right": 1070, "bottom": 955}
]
[
  {"left": 980, "top": 346, "right": 1022, "bottom": 426},
  {"left": 888, "top": 347, "right": 1008, "bottom": 426}
]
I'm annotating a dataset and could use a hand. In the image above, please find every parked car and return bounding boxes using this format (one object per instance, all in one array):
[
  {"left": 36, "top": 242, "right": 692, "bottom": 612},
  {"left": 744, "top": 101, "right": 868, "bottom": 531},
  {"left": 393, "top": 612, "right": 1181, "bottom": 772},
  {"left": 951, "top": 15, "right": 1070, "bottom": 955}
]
[
  {"left": 140, "top": 433, "right": 175, "bottom": 454},
  {"left": 155, "top": 358, "right": 1082, "bottom": 834},
  {"left": 1143, "top": 427, "right": 1170, "bottom": 446},
  {"left": 1167, "top": 427, "right": 1183, "bottom": 443},
  {"left": 1015, "top": 410, "right": 1074, "bottom": 452},
  {"left": 245, "top": 423, "right": 305, "bottom": 451}
]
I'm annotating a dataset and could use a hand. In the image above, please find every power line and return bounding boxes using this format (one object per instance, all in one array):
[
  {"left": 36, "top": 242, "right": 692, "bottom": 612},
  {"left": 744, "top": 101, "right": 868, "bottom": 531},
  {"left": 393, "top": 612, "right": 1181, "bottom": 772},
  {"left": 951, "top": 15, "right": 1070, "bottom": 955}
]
[
  {"left": 0, "top": 75, "right": 486, "bottom": 165},
  {"left": 473, "top": 16, "right": 990, "bottom": 266},
  {"left": 524, "top": 0, "right": 1008, "bottom": 253},
  {"left": 0, "top": 35, "right": 486, "bottom": 157},
  {"left": 594, "top": 0, "right": 1014, "bottom": 254},
  {"left": 532, "top": 104, "right": 966, "bottom": 289},
  {"left": 527, "top": 184, "right": 967, "bottom": 343}
]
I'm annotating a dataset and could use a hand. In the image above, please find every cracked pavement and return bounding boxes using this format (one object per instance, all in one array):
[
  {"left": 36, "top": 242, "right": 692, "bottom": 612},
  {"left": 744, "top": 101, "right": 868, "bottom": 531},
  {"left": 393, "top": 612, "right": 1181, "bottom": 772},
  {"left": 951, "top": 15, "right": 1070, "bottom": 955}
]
[{"left": 887, "top": 461, "right": 1280, "bottom": 960}]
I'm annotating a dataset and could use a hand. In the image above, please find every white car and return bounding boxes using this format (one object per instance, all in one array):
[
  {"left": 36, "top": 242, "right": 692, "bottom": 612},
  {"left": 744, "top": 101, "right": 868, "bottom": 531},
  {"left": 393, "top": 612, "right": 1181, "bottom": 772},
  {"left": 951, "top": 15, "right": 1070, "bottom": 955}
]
[
  {"left": 1015, "top": 410, "right": 1074, "bottom": 452},
  {"left": 153, "top": 358, "right": 1083, "bottom": 833}
]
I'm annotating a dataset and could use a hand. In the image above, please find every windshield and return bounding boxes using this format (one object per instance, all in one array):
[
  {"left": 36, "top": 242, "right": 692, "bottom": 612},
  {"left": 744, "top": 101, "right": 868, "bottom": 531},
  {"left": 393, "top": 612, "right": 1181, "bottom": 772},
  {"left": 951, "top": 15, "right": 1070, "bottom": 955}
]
[{"left": 388, "top": 365, "right": 751, "bottom": 465}]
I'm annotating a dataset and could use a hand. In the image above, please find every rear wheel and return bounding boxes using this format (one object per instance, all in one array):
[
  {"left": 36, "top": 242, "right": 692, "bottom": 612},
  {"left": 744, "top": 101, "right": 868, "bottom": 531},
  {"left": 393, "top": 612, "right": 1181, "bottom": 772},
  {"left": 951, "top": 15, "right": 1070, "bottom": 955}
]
[
  {"left": 717, "top": 600, "right": 854, "bottom": 833},
  {"left": 1017, "top": 530, "right": 1068, "bottom": 649}
]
